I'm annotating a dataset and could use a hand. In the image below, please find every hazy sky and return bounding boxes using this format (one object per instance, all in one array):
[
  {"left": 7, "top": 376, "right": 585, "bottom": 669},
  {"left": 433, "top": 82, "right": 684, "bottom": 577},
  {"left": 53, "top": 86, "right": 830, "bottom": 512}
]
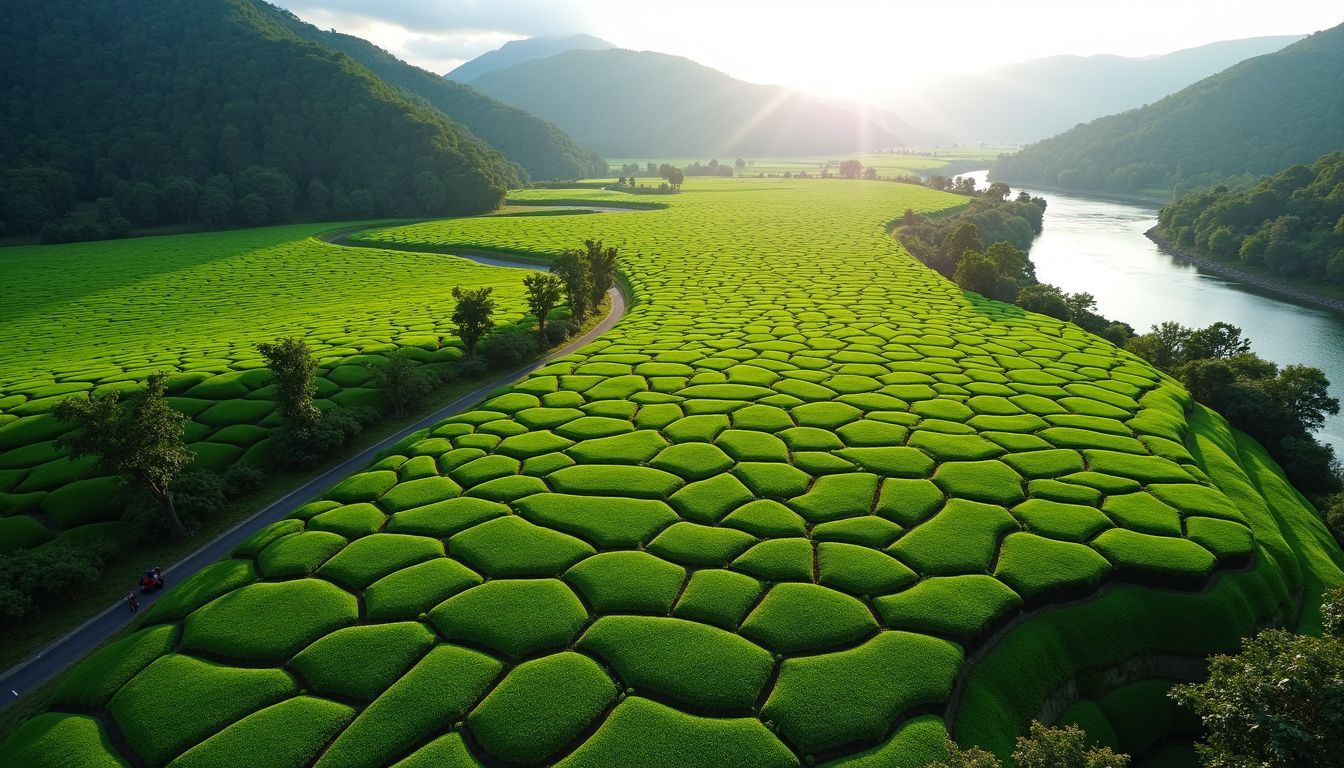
[{"left": 279, "top": 1, "right": 1340, "bottom": 100}]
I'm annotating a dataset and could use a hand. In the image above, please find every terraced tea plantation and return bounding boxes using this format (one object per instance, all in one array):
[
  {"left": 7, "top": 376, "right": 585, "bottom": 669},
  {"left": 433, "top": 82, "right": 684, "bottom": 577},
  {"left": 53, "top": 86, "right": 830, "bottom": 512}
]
[
  {"left": 5, "top": 178, "right": 1341, "bottom": 766},
  {"left": 0, "top": 224, "right": 531, "bottom": 552}
]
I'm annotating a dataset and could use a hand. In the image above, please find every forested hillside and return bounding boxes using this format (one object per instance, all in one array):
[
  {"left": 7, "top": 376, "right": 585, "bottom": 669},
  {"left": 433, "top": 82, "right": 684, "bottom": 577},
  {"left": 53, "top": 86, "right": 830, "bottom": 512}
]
[
  {"left": 445, "top": 34, "right": 615, "bottom": 82},
  {"left": 1157, "top": 150, "right": 1344, "bottom": 285},
  {"left": 991, "top": 23, "right": 1344, "bottom": 195},
  {"left": 0, "top": 0, "right": 519, "bottom": 240},
  {"left": 260, "top": 8, "right": 609, "bottom": 180},
  {"left": 469, "top": 48, "right": 939, "bottom": 156}
]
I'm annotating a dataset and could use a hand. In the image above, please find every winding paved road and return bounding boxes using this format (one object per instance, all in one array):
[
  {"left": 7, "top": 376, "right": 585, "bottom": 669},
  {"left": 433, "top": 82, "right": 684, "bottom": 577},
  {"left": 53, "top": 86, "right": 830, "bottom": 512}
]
[{"left": 0, "top": 249, "right": 629, "bottom": 710}]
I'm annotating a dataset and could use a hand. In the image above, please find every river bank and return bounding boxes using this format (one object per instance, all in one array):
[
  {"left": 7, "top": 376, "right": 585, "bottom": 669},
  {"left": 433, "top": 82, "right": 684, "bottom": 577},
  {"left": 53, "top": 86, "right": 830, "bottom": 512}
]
[{"left": 1145, "top": 227, "right": 1344, "bottom": 315}]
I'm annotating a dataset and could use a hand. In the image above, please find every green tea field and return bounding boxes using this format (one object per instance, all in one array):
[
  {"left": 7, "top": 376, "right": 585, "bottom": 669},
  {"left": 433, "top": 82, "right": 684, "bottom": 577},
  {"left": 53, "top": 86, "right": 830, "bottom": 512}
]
[
  {"left": 0, "top": 224, "right": 533, "bottom": 552},
  {"left": 4, "top": 177, "right": 1341, "bottom": 766}
]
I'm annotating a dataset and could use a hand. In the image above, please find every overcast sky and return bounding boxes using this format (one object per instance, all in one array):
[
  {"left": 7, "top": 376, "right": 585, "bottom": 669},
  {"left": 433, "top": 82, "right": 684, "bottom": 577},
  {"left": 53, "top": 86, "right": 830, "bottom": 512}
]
[{"left": 278, "top": 1, "right": 1341, "bottom": 101}]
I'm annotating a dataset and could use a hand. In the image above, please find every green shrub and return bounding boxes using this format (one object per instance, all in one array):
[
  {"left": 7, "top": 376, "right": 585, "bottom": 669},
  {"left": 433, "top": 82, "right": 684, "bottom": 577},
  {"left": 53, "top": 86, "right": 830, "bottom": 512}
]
[
  {"left": 740, "top": 582, "right": 877, "bottom": 653},
  {"left": 762, "top": 631, "right": 962, "bottom": 755},
  {"left": 315, "top": 533, "right": 442, "bottom": 589},
  {"left": 672, "top": 568, "right": 763, "bottom": 630},
  {"left": 468, "top": 652, "right": 617, "bottom": 763},
  {"left": 316, "top": 644, "right": 502, "bottom": 768},
  {"left": 448, "top": 515, "right": 594, "bottom": 577},
  {"left": 182, "top": 578, "right": 357, "bottom": 661},
  {"left": 109, "top": 654, "right": 296, "bottom": 767},
  {"left": 428, "top": 578, "right": 588, "bottom": 659},
  {"left": 169, "top": 696, "right": 356, "bottom": 768},
  {"left": 875, "top": 575, "right": 1022, "bottom": 638},
  {"left": 291, "top": 622, "right": 436, "bottom": 702},
  {"left": 0, "top": 540, "right": 111, "bottom": 621},
  {"left": 578, "top": 616, "right": 773, "bottom": 711},
  {"left": 553, "top": 696, "right": 796, "bottom": 768},
  {"left": 0, "top": 713, "right": 128, "bottom": 768},
  {"left": 564, "top": 550, "right": 685, "bottom": 613},
  {"left": 53, "top": 624, "right": 180, "bottom": 708}
]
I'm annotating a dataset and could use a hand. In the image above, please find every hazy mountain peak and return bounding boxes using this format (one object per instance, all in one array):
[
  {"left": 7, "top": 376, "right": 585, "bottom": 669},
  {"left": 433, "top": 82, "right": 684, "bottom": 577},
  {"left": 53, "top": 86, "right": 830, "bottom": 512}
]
[{"left": 445, "top": 33, "right": 615, "bottom": 82}]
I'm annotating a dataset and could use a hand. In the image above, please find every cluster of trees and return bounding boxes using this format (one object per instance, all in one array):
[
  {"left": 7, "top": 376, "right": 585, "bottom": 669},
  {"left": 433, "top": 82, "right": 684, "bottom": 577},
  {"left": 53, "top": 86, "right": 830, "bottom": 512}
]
[
  {"left": 927, "top": 175, "right": 986, "bottom": 195},
  {"left": 991, "top": 25, "right": 1344, "bottom": 194},
  {"left": 1157, "top": 150, "right": 1344, "bottom": 286},
  {"left": 684, "top": 159, "right": 736, "bottom": 178},
  {"left": 929, "top": 722, "right": 1129, "bottom": 767},
  {"left": 1, "top": 0, "right": 522, "bottom": 240},
  {"left": 925, "top": 585, "right": 1344, "bottom": 767},
  {"left": 837, "top": 160, "right": 879, "bottom": 180},
  {"left": 896, "top": 190, "right": 1048, "bottom": 277},
  {"left": 1125, "top": 321, "right": 1341, "bottom": 499},
  {"left": 264, "top": 6, "right": 609, "bottom": 182}
]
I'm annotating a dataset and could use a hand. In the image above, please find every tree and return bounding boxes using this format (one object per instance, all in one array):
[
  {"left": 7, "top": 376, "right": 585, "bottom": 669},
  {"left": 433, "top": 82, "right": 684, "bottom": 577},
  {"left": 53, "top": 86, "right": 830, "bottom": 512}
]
[
  {"left": 658, "top": 164, "right": 685, "bottom": 188},
  {"left": 55, "top": 373, "right": 192, "bottom": 541},
  {"left": 734, "top": 158, "right": 747, "bottom": 170},
  {"left": 257, "top": 337, "right": 322, "bottom": 433},
  {"left": 934, "top": 221, "right": 984, "bottom": 276},
  {"left": 985, "top": 182, "right": 1011, "bottom": 202},
  {"left": 838, "top": 159, "right": 863, "bottom": 179},
  {"left": 926, "top": 738, "right": 1001, "bottom": 768},
  {"left": 237, "top": 193, "right": 269, "bottom": 226},
  {"left": 369, "top": 350, "right": 433, "bottom": 418},
  {"left": 1012, "top": 722, "right": 1129, "bottom": 768},
  {"left": 925, "top": 723, "right": 1129, "bottom": 768},
  {"left": 1184, "top": 321, "right": 1252, "bottom": 361},
  {"left": 1171, "top": 600, "right": 1344, "bottom": 768},
  {"left": 307, "top": 179, "right": 331, "bottom": 220},
  {"left": 451, "top": 286, "right": 495, "bottom": 358},
  {"left": 523, "top": 272, "right": 564, "bottom": 338},
  {"left": 903, "top": 208, "right": 916, "bottom": 227},
  {"left": 583, "top": 239, "right": 619, "bottom": 310},
  {"left": 954, "top": 250, "right": 1001, "bottom": 297},
  {"left": 1266, "top": 364, "right": 1340, "bottom": 433},
  {"left": 1016, "top": 283, "right": 1071, "bottom": 320},
  {"left": 552, "top": 249, "right": 592, "bottom": 321},
  {"left": 1125, "top": 321, "right": 1193, "bottom": 372},
  {"left": 863, "top": 166, "right": 879, "bottom": 180}
]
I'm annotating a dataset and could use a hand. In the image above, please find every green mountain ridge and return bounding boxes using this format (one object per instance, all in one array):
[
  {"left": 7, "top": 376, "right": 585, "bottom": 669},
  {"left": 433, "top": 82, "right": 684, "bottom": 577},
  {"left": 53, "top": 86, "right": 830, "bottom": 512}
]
[
  {"left": 991, "top": 22, "right": 1344, "bottom": 195},
  {"left": 259, "top": 9, "right": 609, "bottom": 180},
  {"left": 468, "top": 48, "right": 945, "bottom": 156},
  {"left": 0, "top": 0, "right": 527, "bottom": 237},
  {"left": 445, "top": 34, "right": 615, "bottom": 83}
]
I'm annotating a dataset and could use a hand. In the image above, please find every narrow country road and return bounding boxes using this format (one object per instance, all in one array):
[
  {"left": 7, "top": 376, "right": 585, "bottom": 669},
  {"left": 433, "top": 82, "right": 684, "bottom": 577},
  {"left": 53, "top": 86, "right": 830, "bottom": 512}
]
[{"left": 0, "top": 250, "right": 629, "bottom": 710}]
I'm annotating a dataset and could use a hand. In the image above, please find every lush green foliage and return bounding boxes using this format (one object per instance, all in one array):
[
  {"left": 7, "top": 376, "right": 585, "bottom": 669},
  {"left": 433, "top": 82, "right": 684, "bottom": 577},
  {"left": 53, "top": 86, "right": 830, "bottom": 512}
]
[
  {"left": 261, "top": 7, "right": 608, "bottom": 181},
  {"left": 1125, "top": 321, "right": 1341, "bottom": 498},
  {"left": 1157, "top": 150, "right": 1344, "bottom": 285},
  {"left": 992, "top": 24, "right": 1344, "bottom": 194},
  {"left": 0, "top": 223, "right": 533, "bottom": 552},
  {"left": 0, "top": 0, "right": 521, "bottom": 239},
  {"left": 5, "top": 178, "right": 1342, "bottom": 767},
  {"left": 1170, "top": 618, "right": 1344, "bottom": 767}
]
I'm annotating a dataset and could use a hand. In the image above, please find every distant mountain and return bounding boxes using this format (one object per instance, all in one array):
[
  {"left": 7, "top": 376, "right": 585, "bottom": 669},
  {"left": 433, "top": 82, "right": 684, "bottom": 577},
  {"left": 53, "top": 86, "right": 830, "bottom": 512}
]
[
  {"left": 0, "top": 0, "right": 519, "bottom": 238},
  {"left": 992, "top": 23, "right": 1344, "bottom": 195},
  {"left": 446, "top": 34, "right": 615, "bottom": 83},
  {"left": 469, "top": 49, "right": 943, "bottom": 157},
  {"left": 261, "top": 10, "right": 608, "bottom": 180},
  {"left": 899, "top": 35, "right": 1302, "bottom": 143}
]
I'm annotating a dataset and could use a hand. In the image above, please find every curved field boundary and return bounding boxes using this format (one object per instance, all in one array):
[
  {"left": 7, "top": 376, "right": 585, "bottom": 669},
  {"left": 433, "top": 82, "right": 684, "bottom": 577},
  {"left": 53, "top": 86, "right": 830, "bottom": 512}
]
[{"left": 0, "top": 247, "right": 630, "bottom": 711}]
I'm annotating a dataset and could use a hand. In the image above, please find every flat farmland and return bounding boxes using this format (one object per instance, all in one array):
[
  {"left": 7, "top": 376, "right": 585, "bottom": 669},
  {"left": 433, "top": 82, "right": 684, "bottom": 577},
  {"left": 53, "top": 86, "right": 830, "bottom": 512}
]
[
  {"left": 0, "top": 223, "right": 531, "bottom": 551},
  {"left": 4, "top": 177, "right": 1341, "bottom": 766}
]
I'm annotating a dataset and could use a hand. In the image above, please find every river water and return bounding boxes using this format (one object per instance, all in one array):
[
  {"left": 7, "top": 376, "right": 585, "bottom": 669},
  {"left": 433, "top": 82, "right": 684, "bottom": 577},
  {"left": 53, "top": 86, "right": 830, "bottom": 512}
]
[{"left": 961, "top": 170, "right": 1344, "bottom": 455}]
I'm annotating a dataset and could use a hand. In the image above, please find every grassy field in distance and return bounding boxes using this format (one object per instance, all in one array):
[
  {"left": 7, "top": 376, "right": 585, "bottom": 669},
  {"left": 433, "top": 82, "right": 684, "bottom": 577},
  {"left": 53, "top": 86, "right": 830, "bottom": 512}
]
[
  {"left": 605, "top": 147, "right": 1010, "bottom": 179},
  {"left": 5, "top": 176, "right": 1338, "bottom": 767}
]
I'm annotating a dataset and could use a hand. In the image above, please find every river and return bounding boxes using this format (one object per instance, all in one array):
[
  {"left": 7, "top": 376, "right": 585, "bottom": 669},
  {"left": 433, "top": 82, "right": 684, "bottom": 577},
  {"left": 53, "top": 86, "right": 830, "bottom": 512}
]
[{"left": 960, "top": 170, "right": 1344, "bottom": 456}]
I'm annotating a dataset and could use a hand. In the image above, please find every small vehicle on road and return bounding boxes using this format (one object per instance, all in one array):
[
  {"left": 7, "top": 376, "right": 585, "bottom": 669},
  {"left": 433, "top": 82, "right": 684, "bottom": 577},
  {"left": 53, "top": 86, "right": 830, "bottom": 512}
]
[{"left": 138, "top": 567, "right": 164, "bottom": 593}]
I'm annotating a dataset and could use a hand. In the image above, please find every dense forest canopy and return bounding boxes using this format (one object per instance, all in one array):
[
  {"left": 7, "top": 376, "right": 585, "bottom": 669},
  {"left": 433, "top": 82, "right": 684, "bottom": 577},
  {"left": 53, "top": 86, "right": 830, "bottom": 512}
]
[
  {"left": 468, "top": 48, "right": 941, "bottom": 156},
  {"left": 0, "top": 0, "right": 522, "bottom": 239},
  {"left": 990, "top": 23, "right": 1344, "bottom": 195},
  {"left": 257, "top": 7, "right": 609, "bottom": 181},
  {"left": 1157, "top": 150, "right": 1344, "bottom": 285}
]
